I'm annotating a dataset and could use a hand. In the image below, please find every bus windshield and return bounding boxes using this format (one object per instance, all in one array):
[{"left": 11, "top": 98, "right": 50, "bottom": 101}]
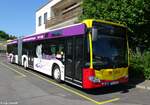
[{"left": 92, "top": 21, "right": 128, "bottom": 69}]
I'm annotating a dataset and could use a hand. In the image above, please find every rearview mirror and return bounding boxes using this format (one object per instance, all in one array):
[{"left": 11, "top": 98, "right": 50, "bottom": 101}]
[{"left": 92, "top": 28, "right": 98, "bottom": 41}]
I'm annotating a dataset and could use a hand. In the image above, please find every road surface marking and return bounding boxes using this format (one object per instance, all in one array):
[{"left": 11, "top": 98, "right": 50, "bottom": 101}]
[{"left": 1, "top": 62, "right": 26, "bottom": 77}]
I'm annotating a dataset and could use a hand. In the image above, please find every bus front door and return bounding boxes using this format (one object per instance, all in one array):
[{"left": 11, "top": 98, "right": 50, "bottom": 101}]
[{"left": 65, "top": 37, "right": 84, "bottom": 87}]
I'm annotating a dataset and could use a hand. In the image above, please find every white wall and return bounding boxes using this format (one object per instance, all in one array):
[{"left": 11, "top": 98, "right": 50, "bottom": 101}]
[{"left": 35, "top": 0, "right": 61, "bottom": 34}]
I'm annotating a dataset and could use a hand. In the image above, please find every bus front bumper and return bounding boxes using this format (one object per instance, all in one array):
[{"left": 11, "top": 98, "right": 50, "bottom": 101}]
[{"left": 82, "top": 68, "right": 128, "bottom": 89}]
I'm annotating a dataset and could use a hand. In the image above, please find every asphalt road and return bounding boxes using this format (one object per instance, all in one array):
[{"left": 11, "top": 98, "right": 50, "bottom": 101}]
[{"left": 0, "top": 55, "right": 150, "bottom": 105}]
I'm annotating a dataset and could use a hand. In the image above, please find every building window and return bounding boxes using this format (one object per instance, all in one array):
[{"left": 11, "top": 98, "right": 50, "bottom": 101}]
[
  {"left": 44, "top": 12, "right": 47, "bottom": 24},
  {"left": 38, "top": 16, "right": 42, "bottom": 26}
]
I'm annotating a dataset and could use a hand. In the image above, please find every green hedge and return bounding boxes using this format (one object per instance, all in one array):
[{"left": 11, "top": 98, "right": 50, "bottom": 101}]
[{"left": 129, "top": 51, "right": 150, "bottom": 80}]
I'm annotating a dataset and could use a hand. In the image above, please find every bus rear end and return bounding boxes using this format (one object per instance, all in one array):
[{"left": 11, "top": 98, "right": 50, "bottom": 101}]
[{"left": 82, "top": 20, "right": 129, "bottom": 89}]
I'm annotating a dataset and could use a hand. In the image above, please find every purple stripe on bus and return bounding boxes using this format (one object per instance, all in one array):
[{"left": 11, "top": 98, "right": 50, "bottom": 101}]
[
  {"left": 23, "top": 33, "right": 45, "bottom": 42},
  {"left": 22, "top": 24, "right": 85, "bottom": 42},
  {"left": 63, "top": 24, "right": 85, "bottom": 36}
]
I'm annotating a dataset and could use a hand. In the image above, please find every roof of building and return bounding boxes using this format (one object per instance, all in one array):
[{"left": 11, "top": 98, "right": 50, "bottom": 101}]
[{"left": 36, "top": 0, "right": 53, "bottom": 12}]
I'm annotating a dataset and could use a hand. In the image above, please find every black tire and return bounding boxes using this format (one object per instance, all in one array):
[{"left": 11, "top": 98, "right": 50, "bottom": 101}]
[{"left": 53, "top": 65, "right": 61, "bottom": 83}]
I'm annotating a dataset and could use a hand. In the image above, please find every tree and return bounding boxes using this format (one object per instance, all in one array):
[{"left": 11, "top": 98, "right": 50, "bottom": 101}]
[
  {"left": 0, "top": 31, "right": 9, "bottom": 40},
  {"left": 0, "top": 30, "right": 16, "bottom": 40},
  {"left": 80, "top": 0, "right": 150, "bottom": 50}
]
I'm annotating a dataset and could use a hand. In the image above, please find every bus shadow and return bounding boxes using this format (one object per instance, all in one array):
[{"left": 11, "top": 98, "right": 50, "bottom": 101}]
[
  {"left": 65, "top": 83, "right": 134, "bottom": 95},
  {"left": 83, "top": 85, "right": 132, "bottom": 95}
]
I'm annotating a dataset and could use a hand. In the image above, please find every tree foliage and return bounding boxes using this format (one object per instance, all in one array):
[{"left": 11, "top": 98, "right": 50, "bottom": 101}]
[
  {"left": 80, "top": 0, "right": 150, "bottom": 50},
  {"left": 0, "top": 30, "right": 16, "bottom": 40},
  {"left": 129, "top": 51, "right": 150, "bottom": 80}
]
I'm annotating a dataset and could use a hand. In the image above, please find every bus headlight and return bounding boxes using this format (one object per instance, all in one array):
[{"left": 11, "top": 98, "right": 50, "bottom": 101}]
[{"left": 89, "top": 76, "right": 101, "bottom": 83}]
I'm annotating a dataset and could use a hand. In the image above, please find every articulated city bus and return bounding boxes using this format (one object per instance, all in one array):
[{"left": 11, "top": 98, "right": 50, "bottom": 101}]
[{"left": 7, "top": 19, "right": 129, "bottom": 89}]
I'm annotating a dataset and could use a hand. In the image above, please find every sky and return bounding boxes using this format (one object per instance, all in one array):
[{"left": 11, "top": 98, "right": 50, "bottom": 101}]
[{"left": 0, "top": 0, "right": 48, "bottom": 37}]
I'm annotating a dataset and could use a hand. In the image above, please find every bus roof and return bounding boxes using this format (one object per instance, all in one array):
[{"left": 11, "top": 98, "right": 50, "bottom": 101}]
[
  {"left": 22, "top": 23, "right": 86, "bottom": 42},
  {"left": 7, "top": 19, "right": 127, "bottom": 45},
  {"left": 7, "top": 23, "right": 86, "bottom": 45}
]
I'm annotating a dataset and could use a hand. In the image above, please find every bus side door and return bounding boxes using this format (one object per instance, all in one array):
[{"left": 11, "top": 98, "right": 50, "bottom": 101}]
[{"left": 65, "top": 36, "right": 84, "bottom": 86}]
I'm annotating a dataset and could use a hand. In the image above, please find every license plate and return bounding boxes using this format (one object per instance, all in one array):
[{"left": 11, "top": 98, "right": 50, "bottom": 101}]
[{"left": 110, "top": 81, "right": 119, "bottom": 85}]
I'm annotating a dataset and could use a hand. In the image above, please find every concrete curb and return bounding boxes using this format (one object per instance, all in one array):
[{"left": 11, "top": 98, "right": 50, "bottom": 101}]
[{"left": 128, "top": 84, "right": 150, "bottom": 90}]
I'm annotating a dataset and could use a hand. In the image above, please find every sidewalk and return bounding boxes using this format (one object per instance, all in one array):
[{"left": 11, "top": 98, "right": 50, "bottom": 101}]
[{"left": 128, "top": 79, "right": 150, "bottom": 90}]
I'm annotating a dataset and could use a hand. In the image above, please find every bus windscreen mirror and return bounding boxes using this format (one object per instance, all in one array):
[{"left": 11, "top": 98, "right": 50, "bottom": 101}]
[{"left": 92, "top": 28, "right": 98, "bottom": 41}]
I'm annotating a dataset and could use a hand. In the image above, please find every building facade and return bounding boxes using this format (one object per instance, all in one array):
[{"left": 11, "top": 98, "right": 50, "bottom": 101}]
[{"left": 36, "top": 0, "right": 82, "bottom": 33}]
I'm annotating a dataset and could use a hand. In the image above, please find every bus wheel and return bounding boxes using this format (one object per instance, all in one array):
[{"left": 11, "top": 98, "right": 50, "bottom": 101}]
[{"left": 53, "top": 65, "right": 61, "bottom": 83}]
